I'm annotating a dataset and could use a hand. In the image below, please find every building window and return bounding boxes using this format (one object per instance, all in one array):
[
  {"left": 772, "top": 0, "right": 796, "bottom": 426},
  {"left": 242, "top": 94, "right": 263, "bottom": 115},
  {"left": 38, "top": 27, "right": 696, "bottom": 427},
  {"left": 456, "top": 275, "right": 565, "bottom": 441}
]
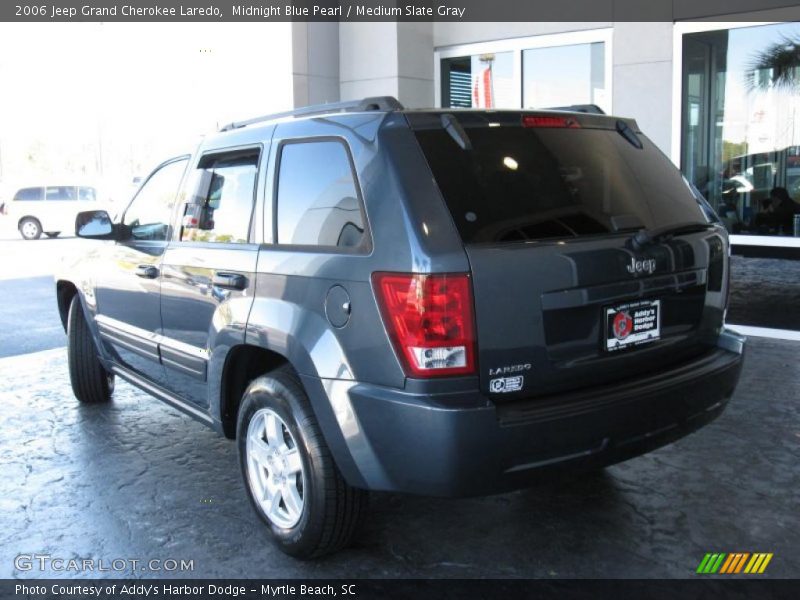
[
  {"left": 441, "top": 51, "right": 515, "bottom": 108},
  {"left": 681, "top": 23, "right": 800, "bottom": 238},
  {"left": 522, "top": 42, "right": 606, "bottom": 110},
  {"left": 437, "top": 30, "right": 612, "bottom": 112},
  {"left": 276, "top": 140, "right": 365, "bottom": 249}
]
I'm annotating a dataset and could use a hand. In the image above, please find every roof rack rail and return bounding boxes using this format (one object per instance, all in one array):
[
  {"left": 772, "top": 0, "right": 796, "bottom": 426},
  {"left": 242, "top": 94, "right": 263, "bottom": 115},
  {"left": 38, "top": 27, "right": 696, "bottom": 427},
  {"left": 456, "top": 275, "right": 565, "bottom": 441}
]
[
  {"left": 546, "top": 104, "right": 606, "bottom": 115},
  {"left": 219, "top": 96, "right": 404, "bottom": 132}
]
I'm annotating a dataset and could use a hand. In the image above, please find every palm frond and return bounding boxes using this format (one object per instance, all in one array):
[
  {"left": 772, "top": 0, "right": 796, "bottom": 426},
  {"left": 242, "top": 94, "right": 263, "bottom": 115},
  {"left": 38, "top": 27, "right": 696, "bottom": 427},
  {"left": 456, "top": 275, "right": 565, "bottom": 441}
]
[{"left": 745, "top": 34, "right": 800, "bottom": 92}]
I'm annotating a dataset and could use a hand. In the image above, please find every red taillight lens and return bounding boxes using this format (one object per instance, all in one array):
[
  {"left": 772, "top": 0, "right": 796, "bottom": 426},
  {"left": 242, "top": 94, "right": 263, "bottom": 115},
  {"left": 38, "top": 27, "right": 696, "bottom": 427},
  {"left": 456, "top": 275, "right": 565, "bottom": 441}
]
[
  {"left": 372, "top": 272, "right": 476, "bottom": 377},
  {"left": 522, "top": 115, "right": 580, "bottom": 128}
]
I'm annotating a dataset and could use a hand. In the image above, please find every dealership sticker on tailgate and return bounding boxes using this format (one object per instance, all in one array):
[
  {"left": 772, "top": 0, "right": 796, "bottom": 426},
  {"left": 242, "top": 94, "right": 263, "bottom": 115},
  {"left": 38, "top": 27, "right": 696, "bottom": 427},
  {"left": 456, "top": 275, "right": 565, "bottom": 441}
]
[{"left": 605, "top": 299, "right": 661, "bottom": 351}]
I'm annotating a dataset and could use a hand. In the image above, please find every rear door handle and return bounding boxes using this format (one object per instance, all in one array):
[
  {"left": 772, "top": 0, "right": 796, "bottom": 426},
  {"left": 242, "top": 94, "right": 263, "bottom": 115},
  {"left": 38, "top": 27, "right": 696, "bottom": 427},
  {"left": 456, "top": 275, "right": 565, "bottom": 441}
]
[
  {"left": 212, "top": 272, "right": 248, "bottom": 291},
  {"left": 135, "top": 265, "right": 159, "bottom": 279}
]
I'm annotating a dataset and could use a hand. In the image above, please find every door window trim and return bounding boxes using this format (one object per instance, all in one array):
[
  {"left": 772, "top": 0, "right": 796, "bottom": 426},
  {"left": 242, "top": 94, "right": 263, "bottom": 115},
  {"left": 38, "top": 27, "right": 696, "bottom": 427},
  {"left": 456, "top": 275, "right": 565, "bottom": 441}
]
[
  {"left": 169, "top": 143, "right": 263, "bottom": 247},
  {"left": 270, "top": 135, "right": 372, "bottom": 254}
]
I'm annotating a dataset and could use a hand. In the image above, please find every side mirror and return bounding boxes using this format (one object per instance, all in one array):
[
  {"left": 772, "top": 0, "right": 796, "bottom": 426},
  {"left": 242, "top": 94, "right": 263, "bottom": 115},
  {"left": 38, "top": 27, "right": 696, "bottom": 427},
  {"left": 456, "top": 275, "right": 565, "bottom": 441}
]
[{"left": 76, "top": 210, "right": 115, "bottom": 239}]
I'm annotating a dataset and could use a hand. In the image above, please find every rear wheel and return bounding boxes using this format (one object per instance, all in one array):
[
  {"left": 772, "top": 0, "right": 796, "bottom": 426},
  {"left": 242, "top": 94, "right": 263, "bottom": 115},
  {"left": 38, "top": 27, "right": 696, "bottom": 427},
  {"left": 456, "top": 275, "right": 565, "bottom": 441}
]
[
  {"left": 67, "top": 297, "right": 114, "bottom": 403},
  {"left": 237, "top": 365, "right": 367, "bottom": 558},
  {"left": 19, "top": 217, "right": 42, "bottom": 240}
]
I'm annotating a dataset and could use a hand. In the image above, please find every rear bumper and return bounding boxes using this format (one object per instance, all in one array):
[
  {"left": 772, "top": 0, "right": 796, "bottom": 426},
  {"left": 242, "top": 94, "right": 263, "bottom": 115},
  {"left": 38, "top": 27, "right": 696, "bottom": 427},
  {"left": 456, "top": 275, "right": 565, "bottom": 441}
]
[{"left": 305, "top": 330, "right": 745, "bottom": 497}]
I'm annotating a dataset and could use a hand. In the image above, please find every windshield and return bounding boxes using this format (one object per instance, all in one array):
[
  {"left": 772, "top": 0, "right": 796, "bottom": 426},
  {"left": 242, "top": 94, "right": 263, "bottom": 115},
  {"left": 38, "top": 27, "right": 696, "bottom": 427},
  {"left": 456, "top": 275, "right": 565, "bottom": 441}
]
[{"left": 413, "top": 120, "right": 705, "bottom": 244}]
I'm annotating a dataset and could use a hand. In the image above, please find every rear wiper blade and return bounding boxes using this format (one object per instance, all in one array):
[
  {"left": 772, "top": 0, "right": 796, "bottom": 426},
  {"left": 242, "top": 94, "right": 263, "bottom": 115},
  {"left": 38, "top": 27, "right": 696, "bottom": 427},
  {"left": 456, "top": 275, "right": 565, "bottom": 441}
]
[{"left": 631, "top": 222, "right": 715, "bottom": 250}]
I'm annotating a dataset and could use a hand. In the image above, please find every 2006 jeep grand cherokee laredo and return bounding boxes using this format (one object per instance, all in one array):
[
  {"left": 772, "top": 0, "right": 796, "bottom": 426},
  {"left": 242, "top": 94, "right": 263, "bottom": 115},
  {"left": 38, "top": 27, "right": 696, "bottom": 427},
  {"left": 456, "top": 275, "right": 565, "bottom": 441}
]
[{"left": 56, "top": 97, "right": 745, "bottom": 558}]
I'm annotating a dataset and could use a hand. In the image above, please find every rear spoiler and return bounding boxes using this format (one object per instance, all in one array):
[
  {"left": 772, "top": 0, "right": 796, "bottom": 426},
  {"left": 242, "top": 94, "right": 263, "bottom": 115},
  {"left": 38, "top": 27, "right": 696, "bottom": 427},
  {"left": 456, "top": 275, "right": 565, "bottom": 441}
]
[{"left": 546, "top": 104, "right": 606, "bottom": 115}]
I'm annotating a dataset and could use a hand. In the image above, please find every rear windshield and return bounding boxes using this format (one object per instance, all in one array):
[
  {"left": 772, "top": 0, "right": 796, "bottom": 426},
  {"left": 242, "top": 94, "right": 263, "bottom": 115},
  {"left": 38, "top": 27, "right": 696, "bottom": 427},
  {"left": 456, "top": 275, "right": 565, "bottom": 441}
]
[{"left": 414, "top": 120, "right": 705, "bottom": 244}]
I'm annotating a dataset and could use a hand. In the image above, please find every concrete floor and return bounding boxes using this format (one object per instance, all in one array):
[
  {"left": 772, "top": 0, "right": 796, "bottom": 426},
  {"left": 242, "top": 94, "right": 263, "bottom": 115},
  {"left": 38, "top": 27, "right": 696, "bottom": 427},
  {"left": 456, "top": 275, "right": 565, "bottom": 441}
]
[
  {"left": 728, "top": 255, "right": 800, "bottom": 330},
  {"left": 0, "top": 337, "right": 797, "bottom": 579}
]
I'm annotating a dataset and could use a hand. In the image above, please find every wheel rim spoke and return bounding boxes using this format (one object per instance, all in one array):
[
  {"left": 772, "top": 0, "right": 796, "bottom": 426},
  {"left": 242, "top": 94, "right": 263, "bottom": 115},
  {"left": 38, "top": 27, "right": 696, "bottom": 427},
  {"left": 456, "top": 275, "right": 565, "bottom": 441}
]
[
  {"left": 283, "top": 448, "right": 302, "bottom": 475},
  {"left": 249, "top": 436, "right": 272, "bottom": 468},
  {"left": 282, "top": 479, "right": 303, "bottom": 519},
  {"left": 264, "top": 413, "right": 282, "bottom": 447}
]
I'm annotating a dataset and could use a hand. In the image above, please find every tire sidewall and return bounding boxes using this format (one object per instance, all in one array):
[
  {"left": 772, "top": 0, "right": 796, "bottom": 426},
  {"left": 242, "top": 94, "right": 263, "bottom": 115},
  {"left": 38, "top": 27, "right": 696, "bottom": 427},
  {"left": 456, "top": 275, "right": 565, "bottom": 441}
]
[{"left": 237, "top": 373, "right": 327, "bottom": 557}]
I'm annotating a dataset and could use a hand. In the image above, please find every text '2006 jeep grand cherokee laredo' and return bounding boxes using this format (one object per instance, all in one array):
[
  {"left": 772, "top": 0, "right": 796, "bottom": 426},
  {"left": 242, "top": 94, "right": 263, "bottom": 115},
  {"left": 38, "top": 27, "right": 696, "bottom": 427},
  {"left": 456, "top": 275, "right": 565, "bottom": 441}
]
[{"left": 56, "top": 97, "right": 745, "bottom": 558}]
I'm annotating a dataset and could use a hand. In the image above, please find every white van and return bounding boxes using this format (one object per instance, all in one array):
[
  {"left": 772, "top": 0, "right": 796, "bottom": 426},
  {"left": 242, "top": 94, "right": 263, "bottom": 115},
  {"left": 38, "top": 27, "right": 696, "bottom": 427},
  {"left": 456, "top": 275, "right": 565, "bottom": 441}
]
[{"left": 0, "top": 185, "right": 101, "bottom": 239}]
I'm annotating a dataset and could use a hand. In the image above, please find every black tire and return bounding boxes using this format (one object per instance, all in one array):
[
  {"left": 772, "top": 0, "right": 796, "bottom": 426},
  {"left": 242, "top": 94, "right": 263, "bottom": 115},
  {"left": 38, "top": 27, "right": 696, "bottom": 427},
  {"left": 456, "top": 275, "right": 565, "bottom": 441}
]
[
  {"left": 45, "top": 231, "right": 60, "bottom": 238},
  {"left": 67, "top": 297, "right": 114, "bottom": 403},
  {"left": 237, "top": 365, "right": 367, "bottom": 559},
  {"left": 19, "top": 217, "right": 42, "bottom": 240}
]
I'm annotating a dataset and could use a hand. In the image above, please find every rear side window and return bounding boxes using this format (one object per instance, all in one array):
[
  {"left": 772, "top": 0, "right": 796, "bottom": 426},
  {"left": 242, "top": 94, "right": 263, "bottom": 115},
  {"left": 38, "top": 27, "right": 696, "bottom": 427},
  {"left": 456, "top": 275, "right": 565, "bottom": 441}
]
[
  {"left": 13, "top": 187, "right": 44, "bottom": 201},
  {"left": 46, "top": 186, "right": 76, "bottom": 201},
  {"left": 276, "top": 140, "right": 365, "bottom": 249},
  {"left": 78, "top": 187, "right": 97, "bottom": 201},
  {"left": 414, "top": 121, "right": 705, "bottom": 244},
  {"left": 180, "top": 152, "right": 259, "bottom": 244}
]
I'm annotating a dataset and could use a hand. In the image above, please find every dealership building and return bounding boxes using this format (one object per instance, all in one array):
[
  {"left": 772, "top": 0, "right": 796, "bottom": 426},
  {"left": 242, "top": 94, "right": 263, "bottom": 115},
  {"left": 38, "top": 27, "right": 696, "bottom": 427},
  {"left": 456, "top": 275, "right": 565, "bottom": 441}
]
[{"left": 289, "top": 4, "right": 800, "bottom": 252}]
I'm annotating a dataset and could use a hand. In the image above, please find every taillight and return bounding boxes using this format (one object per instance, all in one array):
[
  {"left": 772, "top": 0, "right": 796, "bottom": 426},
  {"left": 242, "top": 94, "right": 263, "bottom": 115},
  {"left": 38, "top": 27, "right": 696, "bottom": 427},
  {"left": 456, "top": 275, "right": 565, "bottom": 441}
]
[
  {"left": 372, "top": 272, "right": 476, "bottom": 377},
  {"left": 522, "top": 115, "right": 580, "bottom": 128}
]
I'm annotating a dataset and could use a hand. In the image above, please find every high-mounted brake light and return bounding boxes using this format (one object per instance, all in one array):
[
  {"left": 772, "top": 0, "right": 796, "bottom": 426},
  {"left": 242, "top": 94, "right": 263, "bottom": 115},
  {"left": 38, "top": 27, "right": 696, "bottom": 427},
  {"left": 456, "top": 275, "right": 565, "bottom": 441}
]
[
  {"left": 522, "top": 115, "right": 580, "bottom": 129},
  {"left": 372, "top": 272, "right": 476, "bottom": 377}
]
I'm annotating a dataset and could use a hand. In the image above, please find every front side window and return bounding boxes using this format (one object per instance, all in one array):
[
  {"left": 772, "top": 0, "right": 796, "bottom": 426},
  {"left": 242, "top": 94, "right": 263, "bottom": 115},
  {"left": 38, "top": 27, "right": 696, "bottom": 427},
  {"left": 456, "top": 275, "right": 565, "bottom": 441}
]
[
  {"left": 180, "top": 152, "right": 258, "bottom": 244},
  {"left": 124, "top": 158, "right": 188, "bottom": 241},
  {"left": 681, "top": 23, "right": 800, "bottom": 237},
  {"left": 276, "top": 140, "right": 365, "bottom": 249},
  {"left": 14, "top": 187, "right": 44, "bottom": 201}
]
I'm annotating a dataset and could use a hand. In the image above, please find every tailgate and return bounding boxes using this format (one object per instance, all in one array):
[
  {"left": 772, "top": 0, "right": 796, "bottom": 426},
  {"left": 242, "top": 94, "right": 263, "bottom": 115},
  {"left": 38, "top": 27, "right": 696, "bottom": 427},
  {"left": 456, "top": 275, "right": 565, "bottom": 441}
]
[{"left": 465, "top": 233, "right": 726, "bottom": 398}]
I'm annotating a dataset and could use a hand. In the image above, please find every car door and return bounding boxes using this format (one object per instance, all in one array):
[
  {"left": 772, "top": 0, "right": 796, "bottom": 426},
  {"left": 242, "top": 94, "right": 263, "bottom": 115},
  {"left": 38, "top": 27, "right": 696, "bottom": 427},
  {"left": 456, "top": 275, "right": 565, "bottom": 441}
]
[
  {"left": 158, "top": 145, "right": 265, "bottom": 406},
  {"left": 94, "top": 157, "right": 189, "bottom": 384}
]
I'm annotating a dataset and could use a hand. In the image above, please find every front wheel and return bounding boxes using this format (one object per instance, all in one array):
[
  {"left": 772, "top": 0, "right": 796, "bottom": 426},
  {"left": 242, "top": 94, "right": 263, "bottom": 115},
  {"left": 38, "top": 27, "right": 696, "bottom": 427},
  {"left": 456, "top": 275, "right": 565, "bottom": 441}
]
[
  {"left": 45, "top": 231, "right": 60, "bottom": 238},
  {"left": 67, "top": 297, "right": 114, "bottom": 403},
  {"left": 19, "top": 217, "right": 42, "bottom": 240},
  {"left": 237, "top": 366, "right": 367, "bottom": 558}
]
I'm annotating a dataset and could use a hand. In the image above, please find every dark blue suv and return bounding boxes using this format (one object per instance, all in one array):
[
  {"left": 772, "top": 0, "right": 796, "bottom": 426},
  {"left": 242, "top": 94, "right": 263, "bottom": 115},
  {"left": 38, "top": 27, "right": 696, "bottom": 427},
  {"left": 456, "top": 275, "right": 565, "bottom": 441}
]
[{"left": 56, "top": 97, "right": 745, "bottom": 558}]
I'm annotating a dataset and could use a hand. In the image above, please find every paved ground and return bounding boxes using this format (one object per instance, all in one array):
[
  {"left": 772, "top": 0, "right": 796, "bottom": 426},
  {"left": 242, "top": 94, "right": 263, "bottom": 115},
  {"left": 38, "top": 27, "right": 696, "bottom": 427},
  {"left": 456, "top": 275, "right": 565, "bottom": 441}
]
[
  {"left": 0, "top": 276, "right": 65, "bottom": 357},
  {"left": 0, "top": 337, "right": 797, "bottom": 579},
  {"left": 727, "top": 255, "right": 800, "bottom": 331}
]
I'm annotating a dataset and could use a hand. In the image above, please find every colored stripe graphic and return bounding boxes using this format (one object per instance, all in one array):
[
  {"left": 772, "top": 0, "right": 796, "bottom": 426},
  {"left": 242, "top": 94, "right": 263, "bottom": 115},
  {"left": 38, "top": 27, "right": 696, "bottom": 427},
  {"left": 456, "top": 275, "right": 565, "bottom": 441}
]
[
  {"left": 744, "top": 553, "right": 774, "bottom": 574},
  {"left": 720, "top": 553, "right": 750, "bottom": 573},
  {"left": 697, "top": 553, "right": 727, "bottom": 573},
  {"left": 734, "top": 553, "right": 750, "bottom": 573},
  {"left": 699, "top": 552, "right": 773, "bottom": 574}
]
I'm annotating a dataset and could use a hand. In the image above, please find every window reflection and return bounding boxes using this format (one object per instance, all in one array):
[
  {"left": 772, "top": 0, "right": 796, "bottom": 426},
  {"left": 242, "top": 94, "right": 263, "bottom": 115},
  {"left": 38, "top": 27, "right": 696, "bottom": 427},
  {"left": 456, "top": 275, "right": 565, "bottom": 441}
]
[
  {"left": 440, "top": 51, "right": 516, "bottom": 108},
  {"left": 523, "top": 42, "right": 606, "bottom": 111},
  {"left": 682, "top": 23, "right": 800, "bottom": 237}
]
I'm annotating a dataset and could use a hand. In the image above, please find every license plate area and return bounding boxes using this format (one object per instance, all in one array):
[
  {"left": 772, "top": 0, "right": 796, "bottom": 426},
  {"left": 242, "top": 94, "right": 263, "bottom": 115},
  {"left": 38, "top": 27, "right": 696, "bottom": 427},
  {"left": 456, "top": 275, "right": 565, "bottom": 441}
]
[{"left": 605, "top": 299, "right": 661, "bottom": 352}]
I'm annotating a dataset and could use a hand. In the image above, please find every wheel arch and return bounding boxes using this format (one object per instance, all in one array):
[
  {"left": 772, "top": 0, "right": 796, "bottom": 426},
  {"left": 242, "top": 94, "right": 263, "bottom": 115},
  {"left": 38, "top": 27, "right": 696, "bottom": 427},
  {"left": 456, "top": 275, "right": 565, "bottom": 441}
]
[
  {"left": 56, "top": 280, "right": 79, "bottom": 332},
  {"left": 217, "top": 344, "right": 288, "bottom": 439}
]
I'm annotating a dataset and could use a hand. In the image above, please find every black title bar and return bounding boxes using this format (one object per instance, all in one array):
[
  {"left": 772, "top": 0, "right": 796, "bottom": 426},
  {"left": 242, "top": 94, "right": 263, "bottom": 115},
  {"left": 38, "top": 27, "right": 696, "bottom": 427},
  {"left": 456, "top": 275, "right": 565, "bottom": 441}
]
[
  {"left": 4, "top": 579, "right": 800, "bottom": 600},
  {"left": 3, "top": 0, "right": 800, "bottom": 22}
]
